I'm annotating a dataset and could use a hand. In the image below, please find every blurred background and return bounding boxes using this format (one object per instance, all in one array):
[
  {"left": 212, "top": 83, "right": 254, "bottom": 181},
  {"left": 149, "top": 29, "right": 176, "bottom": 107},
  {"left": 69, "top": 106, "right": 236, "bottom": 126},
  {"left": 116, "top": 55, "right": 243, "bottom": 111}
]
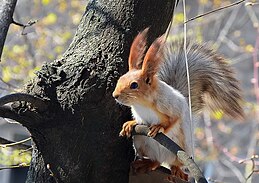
[{"left": 0, "top": 0, "right": 258, "bottom": 183}]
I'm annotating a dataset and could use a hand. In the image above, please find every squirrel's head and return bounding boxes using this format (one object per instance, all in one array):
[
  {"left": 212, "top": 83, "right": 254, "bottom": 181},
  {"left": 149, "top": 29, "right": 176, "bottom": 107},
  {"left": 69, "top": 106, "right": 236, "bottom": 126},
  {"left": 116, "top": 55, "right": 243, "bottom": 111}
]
[{"left": 112, "top": 29, "right": 164, "bottom": 106}]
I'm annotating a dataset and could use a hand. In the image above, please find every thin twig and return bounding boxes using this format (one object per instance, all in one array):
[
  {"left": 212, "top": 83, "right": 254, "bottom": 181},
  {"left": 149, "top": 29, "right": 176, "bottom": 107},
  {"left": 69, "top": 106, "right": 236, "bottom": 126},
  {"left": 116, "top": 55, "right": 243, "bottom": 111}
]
[
  {"left": 245, "top": 2, "right": 259, "bottom": 6},
  {"left": 0, "top": 163, "right": 29, "bottom": 171},
  {"left": 19, "top": 147, "right": 33, "bottom": 155},
  {"left": 14, "top": 12, "right": 37, "bottom": 67},
  {"left": 219, "top": 157, "right": 246, "bottom": 182},
  {"left": 213, "top": 139, "right": 259, "bottom": 165},
  {"left": 164, "top": 20, "right": 173, "bottom": 43},
  {"left": 164, "top": 0, "right": 178, "bottom": 43},
  {"left": 12, "top": 19, "right": 38, "bottom": 28},
  {"left": 222, "top": 37, "right": 244, "bottom": 53},
  {"left": 0, "top": 137, "right": 31, "bottom": 148},
  {"left": 12, "top": 19, "right": 24, "bottom": 27},
  {"left": 215, "top": 5, "right": 240, "bottom": 49},
  {"left": 243, "top": 29, "right": 259, "bottom": 183},
  {"left": 12, "top": 19, "right": 38, "bottom": 35},
  {"left": 245, "top": 4, "right": 259, "bottom": 28},
  {"left": 0, "top": 77, "right": 17, "bottom": 89},
  {"left": 184, "top": 0, "right": 246, "bottom": 24},
  {"left": 0, "top": 136, "right": 30, "bottom": 149},
  {"left": 239, "top": 155, "right": 259, "bottom": 181},
  {"left": 182, "top": 0, "right": 194, "bottom": 159}
]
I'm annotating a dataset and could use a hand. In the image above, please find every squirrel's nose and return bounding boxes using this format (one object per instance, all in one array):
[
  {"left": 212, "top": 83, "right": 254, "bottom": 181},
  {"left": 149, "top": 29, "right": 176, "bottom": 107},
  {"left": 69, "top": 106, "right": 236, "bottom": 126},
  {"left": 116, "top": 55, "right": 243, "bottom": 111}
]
[
  {"left": 114, "top": 95, "right": 119, "bottom": 99},
  {"left": 112, "top": 92, "right": 119, "bottom": 99}
]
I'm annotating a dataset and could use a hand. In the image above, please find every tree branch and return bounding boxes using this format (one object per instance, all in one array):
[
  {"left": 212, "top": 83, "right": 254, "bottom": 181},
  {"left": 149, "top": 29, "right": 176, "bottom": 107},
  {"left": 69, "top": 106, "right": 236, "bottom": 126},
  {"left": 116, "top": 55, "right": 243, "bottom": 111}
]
[
  {"left": 132, "top": 125, "right": 208, "bottom": 183},
  {"left": 0, "top": 93, "right": 48, "bottom": 112},
  {"left": 0, "top": 0, "right": 17, "bottom": 61},
  {"left": 0, "top": 137, "right": 31, "bottom": 149},
  {"left": 19, "top": 147, "right": 33, "bottom": 155},
  {"left": 0, "top": 105, "right": 26, "bottom": 123},
  {"left": 184, "top": 0, "right": 246, "bottom": 24},
  {"left": 0, "top": 163, "right": 29, "bottom": 171},
  {"left": 12, "top": 19, "right": 38, "bottom": 35},
  {"left": 0, "top": 77, "right": 17, "bottom": 89},
  {"left": 0, "top": 105, "right": 43, "bottom": 126}
]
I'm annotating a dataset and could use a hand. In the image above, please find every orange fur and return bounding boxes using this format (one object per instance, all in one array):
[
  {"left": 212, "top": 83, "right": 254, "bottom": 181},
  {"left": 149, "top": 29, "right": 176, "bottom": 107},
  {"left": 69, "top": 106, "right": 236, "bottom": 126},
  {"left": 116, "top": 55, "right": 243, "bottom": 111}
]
[
  {"left": 113, "top": 29, "right": 185, "bottom": 147},
  {"left": 132, "top": 159, "right": 160, "bottom": 173},
  {"left": 128, "top": 28, "right": 148, "bottom": 70},
  {"left": 113, "top": 29, "right": 188, "bottom": 181},
  {"left": 142, "top": 36, "right": 164, "bottom": 79},
  {"left": 170, "top": 165, "right": 188, "bottom": 181},
  {"left": 175, "top": 128, "right": 185, "bottom": 148},
  {"left": 119, "top": 120, "right": 137, "bottom": 137},
  {"left": 114, "top": 28, "right": 244, "bottom": 182},
  {"left": 137, "top": 96, "right": 178, "bottom": 132}
]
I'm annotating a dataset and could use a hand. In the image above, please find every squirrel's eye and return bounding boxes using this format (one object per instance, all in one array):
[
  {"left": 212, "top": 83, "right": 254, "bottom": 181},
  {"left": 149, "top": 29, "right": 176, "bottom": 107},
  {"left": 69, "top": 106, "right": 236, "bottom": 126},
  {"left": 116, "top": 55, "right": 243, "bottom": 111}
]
[{"left": 130, "top": 82, "right": 138, "bottom": 89}]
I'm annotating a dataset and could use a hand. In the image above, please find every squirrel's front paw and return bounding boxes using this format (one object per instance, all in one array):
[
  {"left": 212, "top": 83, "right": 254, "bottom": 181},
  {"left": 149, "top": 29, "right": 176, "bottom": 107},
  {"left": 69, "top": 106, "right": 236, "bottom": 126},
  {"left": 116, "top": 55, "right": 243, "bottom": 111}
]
[
  {"left": 119, "top": 120, "right": 137, "bottom": 137},
  {"left": 148, "top": 124, "right": 164, "bottom": 137}
]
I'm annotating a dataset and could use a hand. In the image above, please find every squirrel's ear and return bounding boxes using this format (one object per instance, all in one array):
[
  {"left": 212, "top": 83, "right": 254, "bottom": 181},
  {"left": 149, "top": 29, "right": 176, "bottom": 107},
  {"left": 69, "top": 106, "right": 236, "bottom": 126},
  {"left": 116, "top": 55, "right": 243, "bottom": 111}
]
[
  {"left": 142, "top": 36, "right": 164, "bottom": 79},
  {"left": 128, "top": 28, "right": 149, "bottom": 70}
]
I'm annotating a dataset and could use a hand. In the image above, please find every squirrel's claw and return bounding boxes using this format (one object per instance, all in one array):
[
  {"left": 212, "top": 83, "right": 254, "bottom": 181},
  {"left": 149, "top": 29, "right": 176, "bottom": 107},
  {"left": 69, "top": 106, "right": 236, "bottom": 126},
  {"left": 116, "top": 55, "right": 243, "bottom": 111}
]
[
  {"left": 167, "top": 165, "right": 188, "bottom": 182},
  {"left": 119, "top": 120, "right": 137, "bottom": 137},
  {"left": 148, "top": 124, "right": 164, "bottom": 137}
]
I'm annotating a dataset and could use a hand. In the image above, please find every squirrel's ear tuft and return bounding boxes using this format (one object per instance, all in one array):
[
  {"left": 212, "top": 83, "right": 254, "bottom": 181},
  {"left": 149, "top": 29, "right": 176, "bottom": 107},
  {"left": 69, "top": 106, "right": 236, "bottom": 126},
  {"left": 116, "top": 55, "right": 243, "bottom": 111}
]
[
  {"left": 142, "top": 36, "right": 164, "bottom": 78},
  {"left": 128, "top": 28, "right": 149, "bottom": 70}
]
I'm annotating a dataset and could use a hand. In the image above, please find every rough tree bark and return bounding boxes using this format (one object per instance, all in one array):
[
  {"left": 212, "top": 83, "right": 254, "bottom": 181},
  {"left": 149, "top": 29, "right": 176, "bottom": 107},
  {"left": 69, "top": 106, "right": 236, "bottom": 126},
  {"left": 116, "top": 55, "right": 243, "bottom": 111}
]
[
  {"left": 0, "top": 0, "right": 17, "bottom": 60},
  {"left": 0, "top": 0, "right": 178, "bottom": 182}
]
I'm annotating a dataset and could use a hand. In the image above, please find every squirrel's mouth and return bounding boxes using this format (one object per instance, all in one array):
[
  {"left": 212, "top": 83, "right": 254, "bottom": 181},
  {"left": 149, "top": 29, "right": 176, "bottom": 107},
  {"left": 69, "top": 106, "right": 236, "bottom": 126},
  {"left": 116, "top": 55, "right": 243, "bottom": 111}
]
[{"left": 115, "top": 98, "right": 130, "bottom": 107}]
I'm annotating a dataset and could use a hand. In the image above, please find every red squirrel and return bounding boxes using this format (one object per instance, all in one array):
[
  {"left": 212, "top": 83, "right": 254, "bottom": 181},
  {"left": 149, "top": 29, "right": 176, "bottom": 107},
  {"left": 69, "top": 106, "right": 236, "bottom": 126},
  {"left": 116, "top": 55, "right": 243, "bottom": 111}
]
[{"left": 112, "top": 29, "right": 244, "bottom": 181}]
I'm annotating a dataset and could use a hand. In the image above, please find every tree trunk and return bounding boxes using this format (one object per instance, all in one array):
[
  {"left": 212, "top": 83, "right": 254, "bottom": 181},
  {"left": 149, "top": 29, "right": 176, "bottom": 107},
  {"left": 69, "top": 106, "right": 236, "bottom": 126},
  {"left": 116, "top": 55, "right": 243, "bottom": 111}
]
[
  {"left": 0, "top": 0, "right": 17, "bottom": 60},
  {"left": 12, "top": 0, "right": 178, "bottom": 182}
]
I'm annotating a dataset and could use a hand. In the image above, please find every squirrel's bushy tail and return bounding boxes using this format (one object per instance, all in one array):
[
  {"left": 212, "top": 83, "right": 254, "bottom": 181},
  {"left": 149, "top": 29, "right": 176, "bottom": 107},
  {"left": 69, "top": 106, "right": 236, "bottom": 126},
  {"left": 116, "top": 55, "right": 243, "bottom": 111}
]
[{"left": 158, "top": 40, "right": 244, "bottom": 120}]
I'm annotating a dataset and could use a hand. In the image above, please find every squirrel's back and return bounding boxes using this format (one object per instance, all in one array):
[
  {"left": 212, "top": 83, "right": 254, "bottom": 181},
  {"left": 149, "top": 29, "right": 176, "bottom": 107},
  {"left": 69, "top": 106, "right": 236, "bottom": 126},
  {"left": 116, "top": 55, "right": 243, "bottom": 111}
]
[{"left": 158, "top": 40, "right": 244, "bottom": 120}]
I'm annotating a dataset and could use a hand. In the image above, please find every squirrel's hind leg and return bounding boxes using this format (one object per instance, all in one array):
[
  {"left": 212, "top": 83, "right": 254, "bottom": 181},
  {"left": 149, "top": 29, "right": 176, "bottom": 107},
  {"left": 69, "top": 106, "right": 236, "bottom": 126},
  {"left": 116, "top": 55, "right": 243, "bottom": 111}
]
[
  {"left": 167, "top": 165, "right": 188, "bottom": 182},
  {"left": 132, "top": 158, "right": 160, "bottom": 173}
]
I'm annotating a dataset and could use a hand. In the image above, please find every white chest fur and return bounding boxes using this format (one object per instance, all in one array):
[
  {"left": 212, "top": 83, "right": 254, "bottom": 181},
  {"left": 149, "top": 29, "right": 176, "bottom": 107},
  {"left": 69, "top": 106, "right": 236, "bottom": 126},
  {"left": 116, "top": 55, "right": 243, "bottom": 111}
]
[{"left": 131, "top": 104, "right": 160, "bottom": 125}]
